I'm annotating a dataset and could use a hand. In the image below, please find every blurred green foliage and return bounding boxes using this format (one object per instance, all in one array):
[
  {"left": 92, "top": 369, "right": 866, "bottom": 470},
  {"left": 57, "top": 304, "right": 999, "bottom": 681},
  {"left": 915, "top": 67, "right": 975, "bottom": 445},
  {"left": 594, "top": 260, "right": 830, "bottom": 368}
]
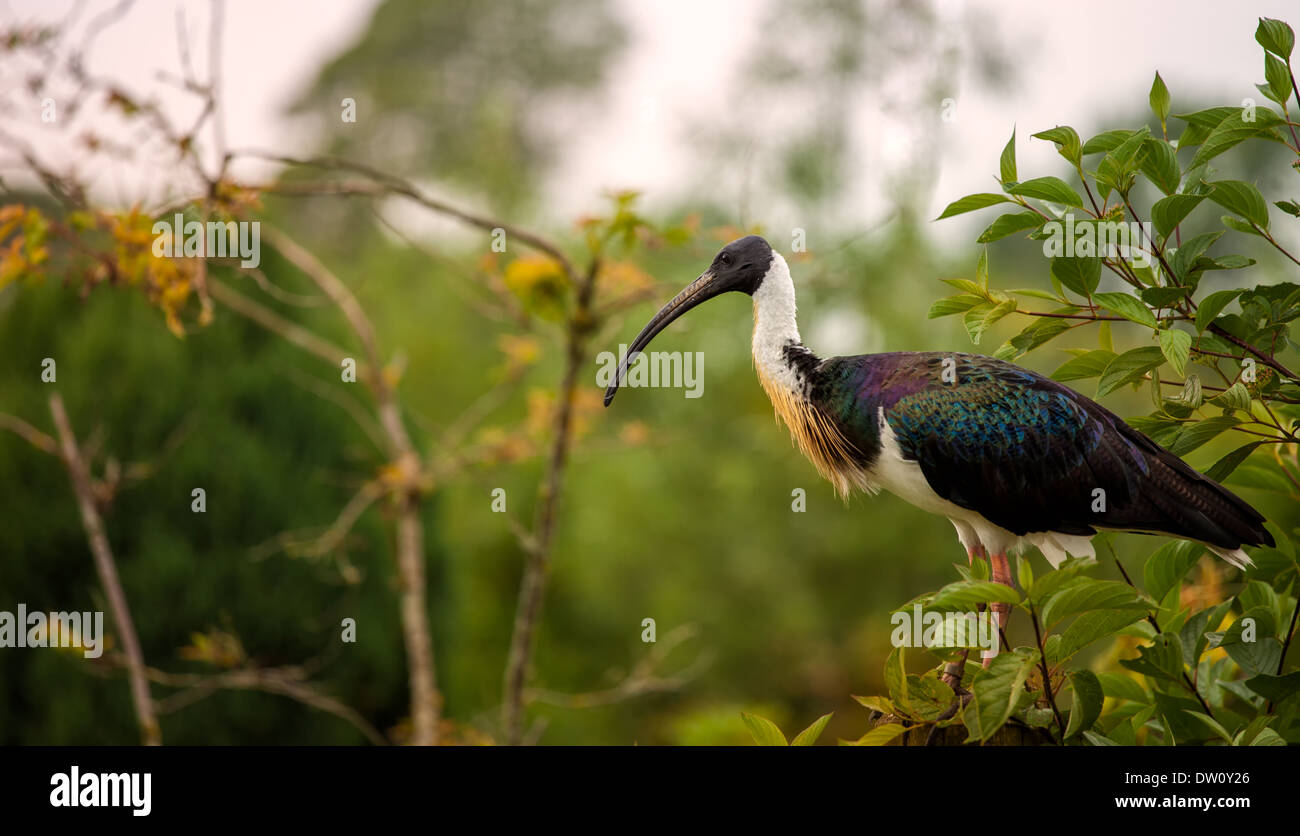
[{"left": 3, "top": 0, "right": 1294, "bottom": 747}]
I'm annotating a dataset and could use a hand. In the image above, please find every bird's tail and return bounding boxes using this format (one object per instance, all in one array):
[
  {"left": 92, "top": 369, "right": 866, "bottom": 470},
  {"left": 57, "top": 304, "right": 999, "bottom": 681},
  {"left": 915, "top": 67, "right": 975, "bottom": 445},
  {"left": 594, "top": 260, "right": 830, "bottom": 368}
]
[{"left": 1124, "top": 425, "right": 1274, "bottom": 554}]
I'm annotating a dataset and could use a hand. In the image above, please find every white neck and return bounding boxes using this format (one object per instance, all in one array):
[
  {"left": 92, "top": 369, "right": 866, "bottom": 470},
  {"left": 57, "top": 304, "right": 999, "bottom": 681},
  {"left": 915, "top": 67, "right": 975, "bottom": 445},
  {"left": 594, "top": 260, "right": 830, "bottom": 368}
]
[{"left": 751, "top": 253, "right": 804, "bottom": 390}]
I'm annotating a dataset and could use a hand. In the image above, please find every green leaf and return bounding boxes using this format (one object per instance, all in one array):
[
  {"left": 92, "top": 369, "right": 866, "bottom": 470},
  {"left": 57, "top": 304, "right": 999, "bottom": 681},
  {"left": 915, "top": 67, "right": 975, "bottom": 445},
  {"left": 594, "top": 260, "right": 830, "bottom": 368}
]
[
  {"left": 963, "top": 648, "right": 1039, "bottom": 743},
  {"left": 1250, "top": 728, "right": 1288, "bottom": 746},
  {"left": 927, "top": 294, "right": 984, "bottom": 319},
  {"left": 1206, "top": 180, "right": 1270, "bottom": 229},
  {"left": 1186, "top": 710, "right": 1234, "bottom": 743},
  {"left": 790, "top": 713, "right": 833, "bottom": 746},
  {"left": 1040, "top": 578, "right": 1148, "bottom": 628},
  {"left": 1172, "top": 107, "right": 1236, "bottom": 148},
  {"left": 1256, "top": 16, "right": 1295, "bottom": 59},
  {"left": 1190, "top": 113, "right": 1284, "bottom": 171},
  {"left": 1094, "top": 127, "right": 1151, "bottom": 198},
  {"left": 1232, "top": 597, "right": 1279, "bottom": 637},
  {"left": 1127, "top": 414, "right": 1183, "bottom": 445},
  {"left": 844, "top": 723, "right": 906, "bottom": 746},
  {"left": 1179, "top": 605, "right": 1225, "bottom": 667},
  {"left": 741, "top": 712, "right": 787, "bottom": 746},
  {"left": 901, "top": 674, "right": 956, "bottom": 721},
  {"left": 1081, "top": 129, "right": 1136, "bottom": 155},
  {"left": 1054, "top": 608, "right": 1149, "bottom": 663},
  {"left": 1098, "top": 672, "right": 1148, "bottom": 703},
  {"left": 1169, "top": 374, "right": 1203, "bottom": 409},
  {"left": 1158, "top": 329, "right": 1192, "bottom": 376},
  {"left": 1192, "top": 254, "right": 1254, "bottom": 272},
  {"left": 924, "top": 579, "right": 1022, "bottom": 610},
  {"left": 935, "top": 192, "right": 1013, "bottom": 220},
  {"left": 1211, "top": 382, "right": 1252, "bottom": 412},
  {"left": 1151, "top": 194, "right": 1206, "bottom": 239},
  {"left": 1265, "top": 53, "right": 1293, "bottom": 104},
  {"left": 940, "top": 278, "right": 987, "bottom": 296},
  {"left": 1233, "top": 716, "right": 1275, "bottom": 746},
  {"left": 999, "top": 128, "right": 1017, "bottom": 184},
  {"left": 1170, "top": 231, "right": 1224, "bottom": 284},
  {"left": 1002, "top": 317, "right": 1071, "bottom": 360},
  {"left": 1143, "top": 541, "right": 1202, "bottom": 602},
  {"left": 1097, "top": 346, "right": 1165, "bottom": 396},
  {"left": 976, "top": 211, "right": 1043, "bottom": 243},
  {"left": 1225, "top": 637, "right": 1283, "bottom": 676},
  {"left": 1065, "top": 670, "right": 1104, "bottom": 738},
  {"left": 1050, "top": 254, "right": 1101, "bottom": 297},
  {"left": 1166, "top": 415, "right": 1240, "bottom": 456},
  {"left": 1119, "top": 633, "right": 1186, "bottom": 684},
  {"left": 1152, "top": 691, "right": 1208, "bottom": 743},
  {"left": 962, "top": 303, "right": 993, "bottom": 340},
  {"left": 851, "top": 694, "right": 895, "bottom": 715},
  {"left": 963, "top": 299, "right": 1016, "bottom": 345},
  {"left": 1222, "top": 216, "right": 1266, "bottom": 237},
  {"left": 1052, "top": 349, "right": 1116, "bottom": 382},
  {"left": 1007, "top": 176, "right": 1083, "bottom": 207},
  {"left": 1026, "top": 557, "right": 1094, "bottom": 604},
  {"left": 1205, "top": 442, "right": 1262, "bottom": 482},
  {"left": 1141, "top": 287, "right": 1189, "bottom": 307},
  {"left": 1194, "top": 288, "right": 1244, "bottom": 332},
  {"left": 1149, "top": 72, "right": 1171, "bottom": 126},
  {"left": 1032, "top": 125, "right": 1082, "bottom": 165},
  {"left": 1008, "top": 287, "right": 1065, "bottom": 301},
  {"left": 1140, "top": 138, "right": 1180, "bottom": 196},
  {"left": 1244, "top": 672, "right": 1300, "bottom": 702},
  {"left": 1016, "top": 554, "right": 1034, "bottom": 590},
  {"left": 1227, "top": 462, "right": 1295, "bottom": 492},
  {"left": 1095, "top": 292, "right": 1158, "bottom": 328},
  {"left": 884, "top": 647, "right": 907, "bottom": 709}
]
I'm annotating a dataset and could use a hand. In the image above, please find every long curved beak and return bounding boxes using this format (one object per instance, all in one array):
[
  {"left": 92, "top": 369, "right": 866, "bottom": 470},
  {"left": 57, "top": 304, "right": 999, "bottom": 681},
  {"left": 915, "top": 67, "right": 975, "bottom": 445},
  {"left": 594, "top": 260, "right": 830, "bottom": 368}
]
[{"left": 603, "top": 269, "right": 726, "bottom": 406}]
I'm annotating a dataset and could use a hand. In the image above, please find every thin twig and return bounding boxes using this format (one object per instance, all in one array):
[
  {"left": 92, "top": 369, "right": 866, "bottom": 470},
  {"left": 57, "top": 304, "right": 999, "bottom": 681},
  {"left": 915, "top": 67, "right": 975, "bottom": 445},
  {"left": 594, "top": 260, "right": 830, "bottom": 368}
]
[
  {"left": 1111, "top": 548, "right": 1217, "bottom": 719},
  {"left": 260, "top": 224, "right": 439, "bottom": 745},
  {"left": 49, "top": 393, "right": 160, "bottom": 745},
  {"left": 501, "top": 256, "right": 600, "bottom": 744},
  {"left": 232, "top": 150, "right": 580, "bottom": 282},
  {"left": 0, "top": 412, "right": 58, "bottom": 454},
  {"left": 126, "top": 662, "right": 386, "bottom": 746},
  {"left": 1027, "top": 600, "right": 1066, "bottom": 740},
  {"left": 523, "top": 625, "right": 708, "bottom": 709}
]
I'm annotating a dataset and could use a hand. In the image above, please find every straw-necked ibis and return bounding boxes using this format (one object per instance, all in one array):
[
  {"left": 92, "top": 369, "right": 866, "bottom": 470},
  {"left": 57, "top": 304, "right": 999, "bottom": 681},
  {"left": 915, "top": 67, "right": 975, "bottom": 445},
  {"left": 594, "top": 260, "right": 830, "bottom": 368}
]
[{"left": 603, "top": 235, "right": 1273, "bottom": 665}]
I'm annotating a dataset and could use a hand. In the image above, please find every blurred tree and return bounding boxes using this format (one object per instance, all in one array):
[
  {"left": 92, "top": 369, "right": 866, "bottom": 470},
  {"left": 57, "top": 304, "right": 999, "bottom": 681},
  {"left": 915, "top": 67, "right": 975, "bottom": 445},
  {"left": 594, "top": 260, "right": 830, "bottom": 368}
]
[
  {"left": 687, "top": 0, "right": 1012, "bottom": 225},
  {"left": 287, "top": 0, "right": 627, "bottom": 214}
]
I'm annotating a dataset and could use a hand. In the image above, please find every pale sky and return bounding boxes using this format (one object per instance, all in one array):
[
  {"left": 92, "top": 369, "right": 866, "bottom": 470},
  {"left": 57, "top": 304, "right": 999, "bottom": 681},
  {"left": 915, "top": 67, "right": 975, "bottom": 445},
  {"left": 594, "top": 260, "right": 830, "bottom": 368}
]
[{"left": 4, "top": 0, "right": 1299, "bottom": 249}]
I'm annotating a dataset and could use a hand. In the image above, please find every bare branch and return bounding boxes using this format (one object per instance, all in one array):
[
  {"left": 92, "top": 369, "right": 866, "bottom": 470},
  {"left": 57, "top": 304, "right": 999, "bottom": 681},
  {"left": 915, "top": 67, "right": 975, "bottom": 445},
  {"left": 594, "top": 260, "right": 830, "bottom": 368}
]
[
  {"left": 524, "top": 625, "right": 709, "bottom": 709},
  {"left": 104, "top": 660, "right": 388, "bottom": 746},
  {"left": 502, "top": 256, "right": 601, "bottom": 743},
  {"left": 249, "top": 479, "right": 383, "bottom": 562},
  {"left": 0, "top": 412, "right": 58, "bottom": 454},
  {"left": 232, "top": 149, "right": 579, "bottom": 282},
  {"left": 254, "top": 225, "right": 439, "bottom": 745},
  {"left": 49, "top": 393, "right": 160, "bottom": 745},
  {"left": 208, "top": 278, "right": 354, "bottom": 369},
  {"left": 282, "top": 365, "right": 388, "bottom": 454}
]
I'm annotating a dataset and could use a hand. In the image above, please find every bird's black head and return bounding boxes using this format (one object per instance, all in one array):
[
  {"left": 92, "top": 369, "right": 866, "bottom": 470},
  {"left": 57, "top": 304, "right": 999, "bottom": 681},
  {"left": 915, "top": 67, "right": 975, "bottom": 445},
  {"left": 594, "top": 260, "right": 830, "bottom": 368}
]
[
  {"left": 706, "top": 235, "right": 774, "bottom": 296},
  {"left": 603, "top": 235, "right": 775, "bottom": 406}
]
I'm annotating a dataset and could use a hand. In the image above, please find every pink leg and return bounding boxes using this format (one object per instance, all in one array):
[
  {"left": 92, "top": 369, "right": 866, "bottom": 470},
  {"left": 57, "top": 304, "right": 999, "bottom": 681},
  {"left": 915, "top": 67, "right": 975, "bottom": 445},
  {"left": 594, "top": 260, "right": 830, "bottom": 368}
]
[
  {"left": 941, "top": 544, "right": 986, "bottom": 691},
  {"left": 983, "top": 550, "right": 1013, "bottom": 668}
]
